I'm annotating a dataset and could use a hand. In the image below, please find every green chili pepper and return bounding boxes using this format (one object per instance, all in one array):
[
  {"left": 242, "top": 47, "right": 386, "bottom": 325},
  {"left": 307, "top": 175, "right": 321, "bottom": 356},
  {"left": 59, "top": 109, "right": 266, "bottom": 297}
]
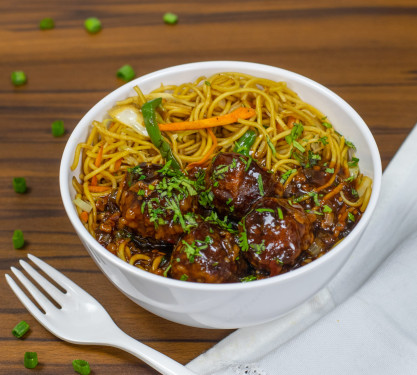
[
  {"left": 142, "top": 98, "right": 181, "bottom": 170},
  {"left": 233, "top": 130, "right": 256, "bottom": 157}
]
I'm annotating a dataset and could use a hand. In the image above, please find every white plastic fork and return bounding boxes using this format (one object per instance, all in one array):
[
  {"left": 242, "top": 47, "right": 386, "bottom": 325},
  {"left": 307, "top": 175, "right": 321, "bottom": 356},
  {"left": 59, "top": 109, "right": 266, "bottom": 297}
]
[{"left": 5, "top": 254, "right": 197, "bottom": 375}]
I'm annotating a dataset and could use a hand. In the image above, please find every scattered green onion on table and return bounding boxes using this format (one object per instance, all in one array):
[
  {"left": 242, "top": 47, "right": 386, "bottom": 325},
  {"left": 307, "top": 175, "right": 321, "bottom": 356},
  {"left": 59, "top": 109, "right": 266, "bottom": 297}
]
[
  {"left": 24, "top": 352, "right": 38, "bottom": 369},
  {"left": 11, "top": 71, "right": 27, "bottom": 86},
  {"left": 13, "top": 177, "right": 27, "bottom": 194},
  {"left": 39, "top": 17, "right": 55, "bottom": 30},
  {"left": 117, "top": 65, "right": 136, "bottom": 82},
  {"left": 12, "top": 230, "right": 25, "bottom": 249},
  {"left": 84, "top": 17, "right": 101, "bottom": 34},
  {"left": 72, "top": 359, "right": 91, "bottom": 375},
  {"left": 52, "top": 120, "right": 65, "bottom": 137},
  {"left": 163, "top": 12, "right": 178, "bottom": 24},
  {"left": 12, "top": 321, "right": 30, "bottom": 339}
]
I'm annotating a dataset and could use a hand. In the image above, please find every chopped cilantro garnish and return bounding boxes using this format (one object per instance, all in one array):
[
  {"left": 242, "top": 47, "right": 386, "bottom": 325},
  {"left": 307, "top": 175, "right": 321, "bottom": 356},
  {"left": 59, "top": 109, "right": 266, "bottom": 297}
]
[
  {"left": 323, "top": 205, "right": 332, "bottom": 213},
  {"left": 351, "top": 188, "right": 359, "bottom": 197},
  {"left": 346, "top": 140, "right": 356, "bottom": 150},
  {"left": 241, "top": 275, "right": 257, "bottom": 283},
  {"left": 238, "top": 217, "right": 249, "bottom": 251},
  {"left": 280, "top": 169, "right": 297, "bottom": 184},
  {"left": 250, "top": 240, "right": 266, "bottom": 254},
  {"left": 348, "top": 157, "right": 359, "bottom": 167},
  {"left": 318, "top": 136, "right": 329, "bottom": 145}
]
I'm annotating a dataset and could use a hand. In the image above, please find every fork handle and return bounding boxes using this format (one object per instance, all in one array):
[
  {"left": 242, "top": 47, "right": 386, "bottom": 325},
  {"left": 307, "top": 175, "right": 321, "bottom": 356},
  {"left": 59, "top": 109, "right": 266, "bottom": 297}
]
[{"left": 107, "top": 328, "right": 197, "bottom": 375}]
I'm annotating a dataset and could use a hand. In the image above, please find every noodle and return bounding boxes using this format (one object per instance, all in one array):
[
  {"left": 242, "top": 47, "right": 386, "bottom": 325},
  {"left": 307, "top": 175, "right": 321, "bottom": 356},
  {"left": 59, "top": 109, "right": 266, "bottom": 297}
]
[{"left": 71, "top": 72, "right": 373, "bottom": 278}]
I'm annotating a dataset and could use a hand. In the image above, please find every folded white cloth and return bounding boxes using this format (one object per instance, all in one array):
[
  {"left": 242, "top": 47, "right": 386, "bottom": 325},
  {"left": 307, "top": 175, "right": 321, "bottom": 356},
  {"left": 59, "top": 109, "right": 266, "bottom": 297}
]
[{"left": 187, "top": 125, "right": 417, "bottom": 375}]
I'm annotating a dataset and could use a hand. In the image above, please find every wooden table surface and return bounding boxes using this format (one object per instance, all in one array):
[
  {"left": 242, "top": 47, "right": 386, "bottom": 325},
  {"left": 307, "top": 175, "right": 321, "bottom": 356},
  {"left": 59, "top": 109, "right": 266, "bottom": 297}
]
[{"left": 1, "top": 0, "right": 416, "bottom": 373}]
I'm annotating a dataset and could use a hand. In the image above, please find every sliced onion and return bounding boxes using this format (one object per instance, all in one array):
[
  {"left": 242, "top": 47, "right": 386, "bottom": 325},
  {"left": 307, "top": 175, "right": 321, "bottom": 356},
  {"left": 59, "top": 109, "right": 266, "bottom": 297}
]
[
  {"left": 308, "top": 238, "right": 324, "bottom": 256},
  {"left": 108, "top": 104, "right": 148, "bottom": 138},
  {"left": 73, "top": 198, "right": 92, "bottom": 213}
]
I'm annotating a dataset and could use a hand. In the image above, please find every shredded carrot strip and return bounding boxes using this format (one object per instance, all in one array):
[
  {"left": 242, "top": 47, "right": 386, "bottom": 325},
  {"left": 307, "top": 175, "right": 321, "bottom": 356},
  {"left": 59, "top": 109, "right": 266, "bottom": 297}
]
[
  {"left": 158, "top": 107, "right": 256, "bottom": 132},
  {"left": 95, "top": 145, "right": 104, "bottom": 167},
  {"left": 186, "top": 129, "right": 218, "bottom": 170},
  {"left": 321, "top": 182, "right": 344, "bottom": 202},
  {"left": 114, "top": 158, "right": 123, "bottom": 172},
  {"left": 90, "top": 145, "right": 104, "bottom": 186},
  {"left": 287, "top": 116, "right": 297, "bottom": 128},
  {"left": 88, "top": 185, "right": 112, "bottom": 192},
  {"left": 80, "top": 211, "right": 89, "bottom": 223}
]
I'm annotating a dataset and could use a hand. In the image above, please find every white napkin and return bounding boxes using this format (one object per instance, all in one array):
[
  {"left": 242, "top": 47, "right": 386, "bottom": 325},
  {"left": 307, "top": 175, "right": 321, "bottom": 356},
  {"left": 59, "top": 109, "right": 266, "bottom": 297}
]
[{"left": 187, "top": 124, "right": 417, "bottom": 375}]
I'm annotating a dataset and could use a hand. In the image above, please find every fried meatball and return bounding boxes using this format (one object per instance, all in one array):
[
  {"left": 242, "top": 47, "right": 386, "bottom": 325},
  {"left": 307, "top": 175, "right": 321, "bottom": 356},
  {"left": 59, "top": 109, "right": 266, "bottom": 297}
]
[
  {"left": 240, "top": 197, "right": 314, "bottom": 276},
  {"left": 119, "top": 163, "right": 199, "bottom": 244},
  {"left": 205, "top": 152, "right": 280, "bottom": 219},
  {"left": 170, "top": 222, "right": 246, "bottom": 283}
]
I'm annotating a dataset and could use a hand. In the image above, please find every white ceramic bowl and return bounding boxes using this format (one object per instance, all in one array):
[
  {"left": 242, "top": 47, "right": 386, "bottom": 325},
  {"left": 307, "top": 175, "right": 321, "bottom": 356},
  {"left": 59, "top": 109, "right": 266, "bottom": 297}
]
[{"left": 60, "top": 61, "right": 382, "bottom": 329}]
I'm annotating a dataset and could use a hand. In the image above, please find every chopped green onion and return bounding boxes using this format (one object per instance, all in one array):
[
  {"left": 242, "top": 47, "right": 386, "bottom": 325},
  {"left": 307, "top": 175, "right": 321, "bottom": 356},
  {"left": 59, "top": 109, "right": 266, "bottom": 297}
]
[
  {"left": 323, "top": 205, "right": 332, "bottom": 213},
  {"left": 346, "top": 140, "right": 356, "bottom": 150},
  {"left": 13, "top": 230, "right": 24, "bottom": 249},
  {"left": 277, "top": 207, "right": 284, "bottom": 220},
  {"left": 52, "top": 120, "right": 65, "bottom": 137},
  {"left": 318, "top": 136, "right": 328, "bottom": 145},
  {"left": 257, "top": 175, "right": 264, "bottom": 196},
  {"left": 84, "top": 17, "right": 101, "bottom": 34},
  {"left": 348, "top": 212, "right": 355, "bottom": 222},
  {"left": 280, "top": 169, "right": 296, "bottom": 184},
  {"left": 292, "top": 140, "right": 305, "bottom": 153},
  {"left": 163, "top": 12, "right": 178, "bottom": 25},
  {"left": 163, "top": 264, "right": 172, "bottom": 277},
  {"left": 39, "top": 17, "right": 54, "bottom": 30},
  {"left": 180, "top": 274, "right": 188, "bottom": 281},
  {"left": 12, "top": 321, "right": 29, "bottom": 339},
  {"left": 345, "top": 176, "right": 355, "bottom": 182},
  {"left": 13, "top": 177, "right": 27, "bottom": 194},
  {"left": 24, "top": 352, "right": 38, "bottom": 369},
  {"left": 348, "top": 157, "right": 359, "bottom": 167},
  {"left": 325, "top": 167, "right": 334, "bottom": 174},
  {"left": 241, "top": 275, "right": 257, "bottom": 282},
  {"left": 204, "top": 80, "right": 211, "bottom": 86},
  {"left": 322, "top": 122, "right": 332, "bottom": 128},
  {"left": 72, "top": 359, "right": 91, "bottom": 375},
  {"left": 11, "top": 71, "right": 27, "bottom": 86},
  {"left": 117, "top": 64, "right": 135, "bottom": 82},
  {"left": 256, "top": 208, "right": 275, "bottom": 213}
]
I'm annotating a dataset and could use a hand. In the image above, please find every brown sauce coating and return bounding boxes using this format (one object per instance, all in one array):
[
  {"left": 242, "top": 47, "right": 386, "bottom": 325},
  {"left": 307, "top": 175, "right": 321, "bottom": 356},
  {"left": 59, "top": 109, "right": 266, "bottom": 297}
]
[
  {"left": 205, "top": 153, "right": 280, "bottom": 220},
  {"left": 119, "top": 163, "right": 198, "bottom": 244},
  {"left": 170, "top": 222, "right": 246, "bottom": 283},
  {"left": 242, "top": 197, "right": 314, "bottom": 276},
  {"left": 93, "top": 153, "right": 364, "bottom": 283}
]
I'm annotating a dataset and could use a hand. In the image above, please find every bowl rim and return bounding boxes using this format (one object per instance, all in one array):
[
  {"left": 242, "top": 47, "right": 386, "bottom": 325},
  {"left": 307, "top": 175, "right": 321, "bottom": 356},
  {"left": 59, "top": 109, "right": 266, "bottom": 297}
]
[{"left": 59, "top": 60, "right": 382, "bottom": 291}]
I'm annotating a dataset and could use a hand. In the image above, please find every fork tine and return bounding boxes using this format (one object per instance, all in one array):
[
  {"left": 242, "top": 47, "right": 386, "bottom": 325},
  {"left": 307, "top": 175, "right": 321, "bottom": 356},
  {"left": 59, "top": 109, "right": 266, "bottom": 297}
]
[
  {"left": 19, "top": 260, "right": 66, "bottom": 306},
  {"left": 27, "top": 254, "right": 88, "bottom": 296},
  {"left": 5, "top": 274, "right": 47, "bottom": 324},
  {"left": 10, "top": 266, "right": 59, "bottom": 313}
]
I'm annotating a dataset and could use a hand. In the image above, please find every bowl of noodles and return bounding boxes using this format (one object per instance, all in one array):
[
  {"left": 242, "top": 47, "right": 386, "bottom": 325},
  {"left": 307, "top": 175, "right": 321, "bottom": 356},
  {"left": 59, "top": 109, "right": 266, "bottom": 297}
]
[{"left": 60, "top": 61, "right": 381, "bottom": 328}]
